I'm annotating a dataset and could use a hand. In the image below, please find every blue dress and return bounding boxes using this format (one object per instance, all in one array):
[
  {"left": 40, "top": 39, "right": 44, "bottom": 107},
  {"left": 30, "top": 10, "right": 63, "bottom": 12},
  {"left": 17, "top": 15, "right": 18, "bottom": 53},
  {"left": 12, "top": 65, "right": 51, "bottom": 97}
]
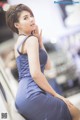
[{"left": 15, "top": 35, "right": 72, "bottom": 120}]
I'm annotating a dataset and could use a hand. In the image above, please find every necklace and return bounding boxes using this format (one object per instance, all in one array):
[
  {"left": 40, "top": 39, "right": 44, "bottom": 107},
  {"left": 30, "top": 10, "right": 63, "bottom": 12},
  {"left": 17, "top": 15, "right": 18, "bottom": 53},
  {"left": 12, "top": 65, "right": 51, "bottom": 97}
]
[{"left": 19, "top": 32, "right": 33, "bottom": 36}]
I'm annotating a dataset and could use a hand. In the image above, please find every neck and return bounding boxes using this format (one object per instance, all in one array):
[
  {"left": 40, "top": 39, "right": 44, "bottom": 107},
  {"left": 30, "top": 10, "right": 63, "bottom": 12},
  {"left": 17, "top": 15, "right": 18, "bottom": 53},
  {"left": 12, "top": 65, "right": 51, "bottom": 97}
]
[{"left": 19, "top": 31, "right": 31, "bottom": 36}]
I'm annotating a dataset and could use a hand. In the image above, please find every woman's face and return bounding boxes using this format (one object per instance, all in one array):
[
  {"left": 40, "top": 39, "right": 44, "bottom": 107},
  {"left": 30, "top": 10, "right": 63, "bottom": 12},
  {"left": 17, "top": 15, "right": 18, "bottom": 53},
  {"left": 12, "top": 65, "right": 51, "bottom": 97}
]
[{"left": 17, "top": 10, "right": 36, "bottom": 34}]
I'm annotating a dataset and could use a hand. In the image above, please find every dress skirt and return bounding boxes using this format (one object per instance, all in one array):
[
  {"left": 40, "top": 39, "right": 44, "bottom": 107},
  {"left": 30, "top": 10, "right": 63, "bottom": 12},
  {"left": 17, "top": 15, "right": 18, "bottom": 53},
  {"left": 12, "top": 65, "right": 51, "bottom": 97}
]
[{"left": 15, "top": 78, "right": 72, "bottom": 120}]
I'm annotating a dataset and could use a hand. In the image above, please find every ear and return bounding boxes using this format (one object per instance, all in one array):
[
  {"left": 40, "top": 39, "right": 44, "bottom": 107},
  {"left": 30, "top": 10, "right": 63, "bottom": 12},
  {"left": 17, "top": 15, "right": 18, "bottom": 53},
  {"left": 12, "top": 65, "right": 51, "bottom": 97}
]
[{"left": 14, "top": 22, "right": 20, "bottom": 29}]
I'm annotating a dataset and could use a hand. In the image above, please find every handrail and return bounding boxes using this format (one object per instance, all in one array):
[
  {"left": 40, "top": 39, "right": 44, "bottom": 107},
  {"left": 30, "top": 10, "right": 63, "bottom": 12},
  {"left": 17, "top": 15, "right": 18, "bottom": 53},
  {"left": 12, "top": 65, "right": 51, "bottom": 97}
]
[{"left": 0, "top": 57, "right": 18, "bottom": 98}]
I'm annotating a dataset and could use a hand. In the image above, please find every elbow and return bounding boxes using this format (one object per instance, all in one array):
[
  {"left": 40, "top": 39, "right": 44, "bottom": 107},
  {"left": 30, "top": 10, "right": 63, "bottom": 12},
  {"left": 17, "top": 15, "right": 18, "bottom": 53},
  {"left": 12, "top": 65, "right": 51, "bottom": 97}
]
[
  {"left": 30, "top": 70, "right": 41, "bottom": 79},
  {"left": 47, "top": 65, "right": 52, "bottom": 70},
  {"left": 45, "top": 64, "right": 52, "bottom": 70},
  {"left": 45, "top": 61, "right": 53, "bottom": 70}
]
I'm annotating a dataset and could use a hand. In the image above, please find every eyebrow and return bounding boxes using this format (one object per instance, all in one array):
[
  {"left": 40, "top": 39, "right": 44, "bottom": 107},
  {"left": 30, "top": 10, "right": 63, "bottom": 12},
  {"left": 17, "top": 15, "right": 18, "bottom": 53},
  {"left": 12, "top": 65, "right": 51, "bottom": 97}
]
[{"left": 23, "top": 15, "right": 29, "bottom": 18}]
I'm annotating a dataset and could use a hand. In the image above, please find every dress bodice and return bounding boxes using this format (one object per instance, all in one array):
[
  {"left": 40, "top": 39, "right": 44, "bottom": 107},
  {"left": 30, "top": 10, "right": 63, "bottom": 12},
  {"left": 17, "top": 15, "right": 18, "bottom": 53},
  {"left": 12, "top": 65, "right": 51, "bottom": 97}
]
[
  {"left": 16, "top": 47, "right": 47, "bottom": 81},
  {"left": 16, "top": 35, "right": 48, "bottom": 98}
]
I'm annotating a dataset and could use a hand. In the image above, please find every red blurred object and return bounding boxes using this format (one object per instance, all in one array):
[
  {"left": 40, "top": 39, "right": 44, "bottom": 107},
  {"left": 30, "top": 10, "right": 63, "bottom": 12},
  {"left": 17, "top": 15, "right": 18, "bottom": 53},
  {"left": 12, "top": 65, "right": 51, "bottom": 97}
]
[
  {"left": 0, "top": 2, "right": 4, "bottom": 6},
  {"left": 0, "top": 0, "right": 7, "bottom": 7}
]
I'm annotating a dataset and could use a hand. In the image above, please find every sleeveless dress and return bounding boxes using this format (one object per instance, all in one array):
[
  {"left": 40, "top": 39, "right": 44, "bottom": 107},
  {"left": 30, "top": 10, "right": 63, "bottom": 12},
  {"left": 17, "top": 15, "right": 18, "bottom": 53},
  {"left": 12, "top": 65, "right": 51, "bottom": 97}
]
[{"left": 15, "top": 35, "right": 72, "bottom": 120}]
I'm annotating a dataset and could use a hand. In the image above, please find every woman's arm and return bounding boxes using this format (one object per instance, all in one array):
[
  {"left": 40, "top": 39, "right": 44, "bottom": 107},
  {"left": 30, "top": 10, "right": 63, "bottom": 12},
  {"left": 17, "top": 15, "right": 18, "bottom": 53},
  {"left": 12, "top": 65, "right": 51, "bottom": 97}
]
[{"left": 25, "top": 36, "right": 57, "bottom": 96}]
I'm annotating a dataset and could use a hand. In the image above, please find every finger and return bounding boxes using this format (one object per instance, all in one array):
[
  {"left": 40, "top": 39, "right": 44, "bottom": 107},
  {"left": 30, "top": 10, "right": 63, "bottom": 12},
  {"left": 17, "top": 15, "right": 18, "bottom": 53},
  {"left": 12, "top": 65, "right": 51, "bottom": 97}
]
[
  {"left": 35, "top": 25, "right": 39, "bottom": 32},
  {"left": 65, "top": 100, "right": 74, "bottom": 109},
  {"left": 66, "top": 99, "right": 73, "bottom": 106},
  {"left": 40, "top": 29, "right": 42, "bottom": 36}
]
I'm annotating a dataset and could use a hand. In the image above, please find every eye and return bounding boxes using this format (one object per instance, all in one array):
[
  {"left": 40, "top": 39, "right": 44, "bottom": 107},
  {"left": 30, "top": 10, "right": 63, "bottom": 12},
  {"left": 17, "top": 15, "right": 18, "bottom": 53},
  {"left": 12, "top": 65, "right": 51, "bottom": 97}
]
[{"left": 24, "top": 17, "right": 28, "bottom": 20}]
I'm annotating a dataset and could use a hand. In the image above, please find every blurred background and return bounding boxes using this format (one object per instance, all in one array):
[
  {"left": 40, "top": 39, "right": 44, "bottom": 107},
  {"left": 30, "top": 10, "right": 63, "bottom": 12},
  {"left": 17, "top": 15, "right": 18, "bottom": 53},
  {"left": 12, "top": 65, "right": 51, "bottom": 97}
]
[{"left": 0, "top": 0, "right": 80, "bottom": 120}]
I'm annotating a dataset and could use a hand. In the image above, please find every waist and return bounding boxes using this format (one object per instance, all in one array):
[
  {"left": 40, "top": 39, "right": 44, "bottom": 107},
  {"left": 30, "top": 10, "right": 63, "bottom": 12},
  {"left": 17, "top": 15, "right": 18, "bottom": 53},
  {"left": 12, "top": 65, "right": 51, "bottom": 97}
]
[{"left": 18, "top": 74, "right": 32, "bottom": 81}]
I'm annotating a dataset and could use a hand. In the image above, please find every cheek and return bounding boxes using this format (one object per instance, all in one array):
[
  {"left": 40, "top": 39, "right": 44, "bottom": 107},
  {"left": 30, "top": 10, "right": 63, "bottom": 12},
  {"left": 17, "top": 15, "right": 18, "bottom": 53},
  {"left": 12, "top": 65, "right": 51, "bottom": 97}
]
[
  {"left": 23, "top": 22, "right": 31, "bottom": 30},
  {"left": 19, "top": 20, "right": 27, "bottom": 26},
  {"left": 19, "top": 20, "right": 32, "bottom": 31},
  {"left": 21, "top": 21, "right": 27, "bottom": 26}
]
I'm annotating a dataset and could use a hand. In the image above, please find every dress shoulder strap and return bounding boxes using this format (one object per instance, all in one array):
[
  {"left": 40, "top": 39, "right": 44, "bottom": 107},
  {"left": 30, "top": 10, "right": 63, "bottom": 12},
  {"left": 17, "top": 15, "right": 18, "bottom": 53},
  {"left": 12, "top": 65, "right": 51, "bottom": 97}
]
[{"left": 17, "top": 35, "right": 32, "bottom": 55}]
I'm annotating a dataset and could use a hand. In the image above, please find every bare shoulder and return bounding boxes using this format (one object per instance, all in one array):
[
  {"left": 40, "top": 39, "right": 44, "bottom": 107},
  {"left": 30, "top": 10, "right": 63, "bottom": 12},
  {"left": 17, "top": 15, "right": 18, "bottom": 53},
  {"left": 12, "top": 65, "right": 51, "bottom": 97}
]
[
  {"left": 25, "top": 35, "right": 38, "bottom": 48},
  {"left": 25, "top": 35, "right": 38, "bottom": 43}
]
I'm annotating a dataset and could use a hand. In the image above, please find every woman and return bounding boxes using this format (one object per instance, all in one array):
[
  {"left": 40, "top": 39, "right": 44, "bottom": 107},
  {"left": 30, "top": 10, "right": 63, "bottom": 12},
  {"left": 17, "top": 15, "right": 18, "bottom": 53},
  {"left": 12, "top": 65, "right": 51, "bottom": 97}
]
[{"left": 6, "top": 4, "right": 80, "bottom": 120}]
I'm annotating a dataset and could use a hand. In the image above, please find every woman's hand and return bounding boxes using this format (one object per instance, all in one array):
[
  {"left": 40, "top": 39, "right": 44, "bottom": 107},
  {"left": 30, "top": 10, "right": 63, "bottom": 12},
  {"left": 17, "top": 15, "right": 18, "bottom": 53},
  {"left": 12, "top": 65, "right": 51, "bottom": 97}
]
[
  {"left": 55, "top": 94, "right": 73, "bottom": 108},
  {"left": 31, "top": 25, "right": 43, "bottom": 47},
  {"left": 56, "top": 93, "right": 80, "bottom": 119}
]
